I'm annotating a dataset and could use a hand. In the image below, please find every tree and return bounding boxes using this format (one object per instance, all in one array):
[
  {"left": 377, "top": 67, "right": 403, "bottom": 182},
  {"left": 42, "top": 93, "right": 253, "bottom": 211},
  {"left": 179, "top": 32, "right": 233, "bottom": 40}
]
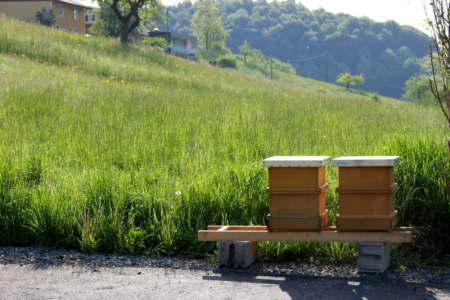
[
  {"left": 403, "top": 74, "right": 437, "bottom": 106},
  {"left": 250, "top": 48, "right": 263, "bottom": 63},
  {"left": 217, "top": 56, "right": 237, "bottom": 69},
  {"left": 239, "top": 40, "right": 252, "bottom": 63},
  {"left": 95, "top": 0, "right": 162, "bottom": 43},
  {"left": 191, "top": 0, "right": 228, "bottom": 51},
  {"left": 141, "top": 36, "right": 171, "bottom": 49},
  {"left": 260, "top": 56, "right": 270, "bottom": 70},
  {"left": 167, "top": 0, "right": 430, "bottom": 99},
  {"left": 402, "top": 55, "right": 441, "bottom": 105},
  {"left": 210, "top": 41, "right": 230, "bottom": 56},
  {"left": 426, "top": 1, "right": 450, "bottom": 133},
  {"left": 89, "top": 2, "right": 122, "bottom": 37},
  {"left": 337, "top": 73, "right": 364, "bottom": 89},
  {"left": 36, "top": 8, "right": 55, "bottom": 27}
]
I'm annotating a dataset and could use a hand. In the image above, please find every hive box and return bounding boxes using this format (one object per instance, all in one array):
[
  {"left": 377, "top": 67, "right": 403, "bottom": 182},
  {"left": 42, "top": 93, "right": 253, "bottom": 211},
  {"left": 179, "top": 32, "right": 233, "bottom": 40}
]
[
  {"left": 333, "top": 156, "right": 399, "bottom": 232},
  {"left": 263, "top": 156, "right": 331, "bottom": 232}
]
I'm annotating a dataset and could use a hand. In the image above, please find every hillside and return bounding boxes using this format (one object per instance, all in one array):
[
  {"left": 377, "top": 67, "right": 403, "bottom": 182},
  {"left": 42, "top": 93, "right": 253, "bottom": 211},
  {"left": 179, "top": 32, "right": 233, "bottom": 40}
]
[
  {"left": 167, "top": 0, "right": 431, "bottom": 100},
  {"left": 0, "top": 17, "right": 449, "bottom": 264}
]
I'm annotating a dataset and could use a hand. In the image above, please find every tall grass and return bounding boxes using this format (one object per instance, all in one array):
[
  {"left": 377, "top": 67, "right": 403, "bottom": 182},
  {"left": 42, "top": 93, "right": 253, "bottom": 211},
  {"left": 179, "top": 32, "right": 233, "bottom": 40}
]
[{"left": 0, "top": 17, "right": 449, "bottom": 264}]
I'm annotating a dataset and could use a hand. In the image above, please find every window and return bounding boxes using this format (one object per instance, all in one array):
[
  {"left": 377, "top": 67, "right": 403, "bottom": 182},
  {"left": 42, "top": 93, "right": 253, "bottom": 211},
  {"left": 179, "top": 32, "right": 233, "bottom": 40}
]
[
  {"left": 56, "top": 24, "right": 61, "bottom": 29},
  {"left": 69, "top": 27, "right": 73, "bottom": 32},
  {"left": 75, "top": 28, "right": 79, "bottom": 34},
  {"left": 59, "top": 7, "right": 63, "bottom": 17},
  {"left": 74, "top": 9, "right": 78, "bottom": 20},
  {"left": 85, "top": 15, "right": 95, "bottom": 22}
]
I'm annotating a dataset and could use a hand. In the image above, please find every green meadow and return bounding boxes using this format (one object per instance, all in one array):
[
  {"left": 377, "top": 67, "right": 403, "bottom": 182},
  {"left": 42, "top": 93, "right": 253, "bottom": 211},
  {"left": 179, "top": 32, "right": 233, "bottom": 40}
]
[{"left": 0, "top": 17, "right": 449, "bottom": 266}]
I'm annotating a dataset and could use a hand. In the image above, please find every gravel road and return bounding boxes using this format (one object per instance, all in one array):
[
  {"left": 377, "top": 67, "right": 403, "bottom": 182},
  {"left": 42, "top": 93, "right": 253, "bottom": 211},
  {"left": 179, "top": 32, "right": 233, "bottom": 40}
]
[{"left": 1, "top": 246, "right": 449, "bottom": 299}]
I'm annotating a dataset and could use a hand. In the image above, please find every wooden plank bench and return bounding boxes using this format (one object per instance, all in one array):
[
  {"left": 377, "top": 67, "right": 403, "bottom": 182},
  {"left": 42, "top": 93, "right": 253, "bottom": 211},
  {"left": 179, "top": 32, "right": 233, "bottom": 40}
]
[
  {"left": 199, "top": 226, "right": 413, "bottom": 271},
  {"left": 198, "top": 225, "right": 413, "bottom": 243}
]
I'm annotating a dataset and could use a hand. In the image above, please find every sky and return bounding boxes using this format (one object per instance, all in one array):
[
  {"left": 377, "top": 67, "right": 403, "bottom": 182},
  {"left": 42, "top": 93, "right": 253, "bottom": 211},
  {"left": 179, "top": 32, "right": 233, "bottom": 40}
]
[{"left": 76, "top": 0, "right": 430, "bottom": 34}]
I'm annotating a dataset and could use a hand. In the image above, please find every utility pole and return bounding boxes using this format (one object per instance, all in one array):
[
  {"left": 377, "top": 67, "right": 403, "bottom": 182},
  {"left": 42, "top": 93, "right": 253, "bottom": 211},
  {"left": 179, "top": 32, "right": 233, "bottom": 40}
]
[
  {"left": 376, "top": 75, "right": 379, "bottom": 94},
  {"left": 270, "top": 56, "right": 273, "bottom": 80},
  {"left": 325, "top": 51, "right": 328, "bottom": 82},
  {"left": 166, "top": 9, "right": 170, "bottom": 54}
]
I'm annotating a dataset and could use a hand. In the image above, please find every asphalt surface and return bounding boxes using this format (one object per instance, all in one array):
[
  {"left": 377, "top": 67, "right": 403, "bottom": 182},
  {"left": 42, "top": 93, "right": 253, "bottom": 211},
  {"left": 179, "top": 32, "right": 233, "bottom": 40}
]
[{"left": 0, "top": 264, "right": 449, "bottom": 299}]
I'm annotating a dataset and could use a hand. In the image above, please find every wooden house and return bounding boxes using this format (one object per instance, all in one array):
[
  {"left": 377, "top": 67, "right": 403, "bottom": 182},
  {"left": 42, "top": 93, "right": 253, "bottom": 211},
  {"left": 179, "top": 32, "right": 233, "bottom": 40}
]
[
  {"left": 0, "top": 0, "right": 90, "bottom": 34},
  {"left": 148, "top": 29, "right": 197, "bottom": 58},
  {"left": 84, "top": 8, "right": 94, "bottom": 33}
]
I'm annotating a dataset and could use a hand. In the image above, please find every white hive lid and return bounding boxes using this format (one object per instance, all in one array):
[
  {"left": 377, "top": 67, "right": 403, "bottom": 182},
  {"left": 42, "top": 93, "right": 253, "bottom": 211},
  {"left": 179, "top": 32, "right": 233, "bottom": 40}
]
[
  {"left": 263, "top": 156, "right": 331, "bottom": 167},
  {"left": 333, "top": 156, "right": 400, "bottom": 167}
]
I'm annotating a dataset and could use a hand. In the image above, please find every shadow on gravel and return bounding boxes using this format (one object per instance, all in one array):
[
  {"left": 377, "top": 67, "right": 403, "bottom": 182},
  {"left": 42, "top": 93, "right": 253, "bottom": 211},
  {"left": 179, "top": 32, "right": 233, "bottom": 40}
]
[
  {"left": 203, "top": 270, "right": 450, "bottom": 300},
  {"left": 27, "top": 263, "right": 99, "bottom": 273}
]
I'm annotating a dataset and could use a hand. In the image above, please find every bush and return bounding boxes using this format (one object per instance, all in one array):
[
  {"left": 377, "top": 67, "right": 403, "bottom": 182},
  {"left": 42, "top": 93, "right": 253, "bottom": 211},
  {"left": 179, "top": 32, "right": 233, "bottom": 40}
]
[
  {"left": 217, "top": 56, "right": 237, "bottom": 69},
  {"left": 36, "top": 8, "right": 55, "bottom": 27},
  {"left": 141, "top": 37, "right": 171, "bottom": 49}
]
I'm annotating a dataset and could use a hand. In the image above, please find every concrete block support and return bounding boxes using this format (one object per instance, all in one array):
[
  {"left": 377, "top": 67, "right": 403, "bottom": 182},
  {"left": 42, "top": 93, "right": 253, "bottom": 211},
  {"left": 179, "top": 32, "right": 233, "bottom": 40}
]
[
  {"left": 218, "top": 241, "right": 257, "bottom": 268},
  {"left": 357, "top": 242, "right": 390, "bottom": 273}
]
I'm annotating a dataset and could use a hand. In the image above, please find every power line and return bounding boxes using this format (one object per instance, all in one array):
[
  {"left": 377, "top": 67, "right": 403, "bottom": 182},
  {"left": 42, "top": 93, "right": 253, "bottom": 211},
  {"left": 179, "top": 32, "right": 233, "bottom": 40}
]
[
  {"left": 272, "top": 52, "right": 328, "bottom": 63},
  {"left": 265, "top": 54, "right": 405, "bottom": 94},
  {"left": 267, "top": 52, "right": 329, "bottom": 81}
]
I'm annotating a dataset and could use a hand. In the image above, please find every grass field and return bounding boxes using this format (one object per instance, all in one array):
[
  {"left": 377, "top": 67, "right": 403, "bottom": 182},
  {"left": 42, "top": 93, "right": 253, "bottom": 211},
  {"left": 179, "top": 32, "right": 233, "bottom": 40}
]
[{"left": 0, "top": 17, "right": 449, "bottom": 267}]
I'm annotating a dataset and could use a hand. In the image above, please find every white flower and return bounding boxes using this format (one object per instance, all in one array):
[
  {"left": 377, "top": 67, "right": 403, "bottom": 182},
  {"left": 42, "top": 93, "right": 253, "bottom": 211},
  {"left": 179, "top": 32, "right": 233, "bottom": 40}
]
[{"left": 175, "top": 191, "right": 181, "bottom": 195}]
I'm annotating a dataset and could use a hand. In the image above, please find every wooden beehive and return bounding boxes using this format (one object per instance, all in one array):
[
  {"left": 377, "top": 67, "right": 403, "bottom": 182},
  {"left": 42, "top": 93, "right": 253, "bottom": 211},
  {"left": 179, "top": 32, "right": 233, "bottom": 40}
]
[
  {"left": 333, "top": 156, "right": 399, "bottom": 232},
  {"left": 263, "top": 156, "right": 331, "bottom": 232}
]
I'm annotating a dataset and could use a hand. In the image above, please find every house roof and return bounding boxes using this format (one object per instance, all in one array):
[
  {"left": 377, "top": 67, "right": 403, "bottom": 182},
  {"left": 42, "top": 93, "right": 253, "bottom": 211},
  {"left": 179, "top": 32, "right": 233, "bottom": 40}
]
[
  {"left": 57, "top": 0, "right": 93, "bottom": 9},
  {"left": 141, "top": 25, "right": 150, "bottom": 36},
  {"left": 148, "top": 31, "right": 197, "bottom": 41},
  {"left": 172, "top": 32, "right": 197, "bottom": 41},
  {"left": 0, "top": 0, "right": 92, "bottom": 9}
]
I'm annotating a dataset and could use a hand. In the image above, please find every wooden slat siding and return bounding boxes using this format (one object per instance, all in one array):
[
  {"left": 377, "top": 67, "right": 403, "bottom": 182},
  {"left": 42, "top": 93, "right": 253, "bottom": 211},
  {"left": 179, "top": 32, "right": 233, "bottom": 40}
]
[
  {"left": 265, "top": 214, "right": 328, "bottom": 230},
  {"left": 318, "top": 166, "right": 325, "bottom": 186},
  {"left": 336, "top": 220, "right": 397, "bottom": 232},
  {"left": 267, "top": 213, "right": 327, "bottom": 219},
  {"left": 267, "top": 219, "right": 322, "bottom": 231},
  {"left": 336, "top": 211, "right": 397, "bottom": 232},
  {"left": 268, "top": 166, "right": 325, "bottom": 189},
  {"left": 198, "top": 227, "right": 412, "bottom": 243},
  {"left": 336, "top": 211, "right": 397, "bottom": 219},
  {"left": 335, "top": 184, "right": 397, "bottom": 193},
  {"left": 269, "top": 193, "right": 325, "bottom": 215},
  {"left": 266, "top": 184, "right": 328, "bottom": 193},
  {"left": 339, "top": 166, "right": 394, "bottom": 188},
  {"left": 267, "top": 211, "right": 328, "bottom": 232},
  {"left": 338, "top": 193, "right": 395, "bottom": 215}
]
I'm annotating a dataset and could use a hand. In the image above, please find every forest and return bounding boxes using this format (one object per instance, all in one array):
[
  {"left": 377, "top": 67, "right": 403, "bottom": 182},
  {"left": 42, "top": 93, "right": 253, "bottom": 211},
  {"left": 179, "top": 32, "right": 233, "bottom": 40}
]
[{"left": 166, "top": 0, "right": 431, "bottom": 99}]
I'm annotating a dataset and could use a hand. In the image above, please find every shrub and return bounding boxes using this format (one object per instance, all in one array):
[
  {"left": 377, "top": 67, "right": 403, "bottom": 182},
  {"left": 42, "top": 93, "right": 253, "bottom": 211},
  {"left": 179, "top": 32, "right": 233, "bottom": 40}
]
[
  {"left": 141, "top": 37, "right": 172, "bottom": 49},
  {"left": 36, "top": 8, "right": 55, "bottom": 27},
  {"left": 217, "top": 56, "right": 237, "bottom": 69}
]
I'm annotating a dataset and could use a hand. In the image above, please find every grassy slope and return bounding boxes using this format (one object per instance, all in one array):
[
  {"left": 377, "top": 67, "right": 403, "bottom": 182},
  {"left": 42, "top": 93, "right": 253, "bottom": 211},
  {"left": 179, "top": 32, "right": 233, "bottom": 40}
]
[
  {"left": 201, "top": 55, "right": 383, "bottom": 99},
  {"left": 0, "top": 17, "right": 449, "bottom": 266}
]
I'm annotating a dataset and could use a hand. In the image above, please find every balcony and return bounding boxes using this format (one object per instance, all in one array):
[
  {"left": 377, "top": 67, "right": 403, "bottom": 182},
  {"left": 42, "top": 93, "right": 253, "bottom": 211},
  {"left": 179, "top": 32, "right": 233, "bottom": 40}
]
[{"left": 171, "top": 46, "right": 196, "bottom": 56}]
